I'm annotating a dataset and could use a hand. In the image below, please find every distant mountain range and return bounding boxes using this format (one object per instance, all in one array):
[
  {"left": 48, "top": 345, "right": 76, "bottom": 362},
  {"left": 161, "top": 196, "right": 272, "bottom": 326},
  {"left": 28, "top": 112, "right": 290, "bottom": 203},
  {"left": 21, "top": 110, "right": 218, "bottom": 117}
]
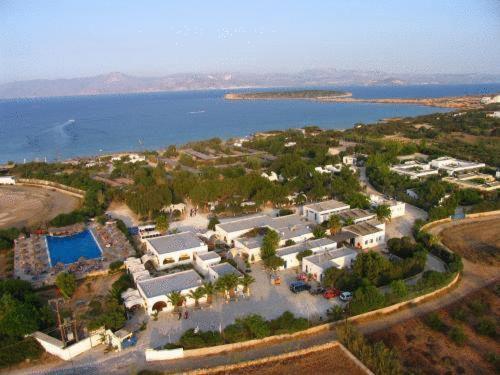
[{"left": 1, "top": 70, "right": 499, "bottom": 99}]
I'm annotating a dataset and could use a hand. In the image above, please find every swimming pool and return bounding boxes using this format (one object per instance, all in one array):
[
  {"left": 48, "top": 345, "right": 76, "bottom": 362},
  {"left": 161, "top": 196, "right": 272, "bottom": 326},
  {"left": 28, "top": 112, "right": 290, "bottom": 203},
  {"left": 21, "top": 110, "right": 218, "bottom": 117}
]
[{"left": 46, "top": 229, "right": 103, "bottom": 266}]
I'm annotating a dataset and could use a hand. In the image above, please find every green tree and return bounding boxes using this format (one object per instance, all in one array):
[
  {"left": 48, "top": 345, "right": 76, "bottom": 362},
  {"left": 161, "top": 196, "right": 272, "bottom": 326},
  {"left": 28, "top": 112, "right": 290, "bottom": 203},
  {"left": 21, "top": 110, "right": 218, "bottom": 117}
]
[
  {"left": 296, "top": 249, "right": 313, "bottom": 262},
  {"left": 263, "top": 255, "right": 285, "bottom": 271},
  {"left": 352, "top": 251, "right": 390, "bottom": 286},
  {"left": 260, "top": 229, "right": 279, "bottom": 260},
  {"left": 55, "top": 272, "right": 76, "bottom": 299},
  {"left": 388, "top": 280, "right": 408, "bottom": 302},
  {"left": 375, "top": 204, "right": 392, "bottom": 222},
  {"left": 328, "top": 215, "right": 342, "bottom": 234},
  {"left": 0, "top": 294, "right": 39, "bottom": 338},
  {"left": 312, "top": 225, "right": 326, "bottom": 238},
  {"left": 155, "top": 214, "right": 169, "bottom": 233},
  {"left": 207, "top": 216, "right": 220, "bottom": 231},
  {"left": 349, "top": 285, "right": 386, "bottom": 315}
]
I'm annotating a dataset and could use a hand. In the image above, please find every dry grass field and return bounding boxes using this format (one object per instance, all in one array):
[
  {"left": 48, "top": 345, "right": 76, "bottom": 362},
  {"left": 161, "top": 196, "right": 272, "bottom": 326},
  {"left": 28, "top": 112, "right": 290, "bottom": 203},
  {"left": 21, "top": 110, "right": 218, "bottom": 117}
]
[
  {"left": 369, "top": 284, "right": 499, "bottom": 375},
  {"left": 207, "top": 345, "right": 367, "bottom": 375},
  {"left": 0, "top": 185, "right": 81, "bottom": 229},
  {"left": 440, "top": 217, "right": 500, "bottom": 266}
]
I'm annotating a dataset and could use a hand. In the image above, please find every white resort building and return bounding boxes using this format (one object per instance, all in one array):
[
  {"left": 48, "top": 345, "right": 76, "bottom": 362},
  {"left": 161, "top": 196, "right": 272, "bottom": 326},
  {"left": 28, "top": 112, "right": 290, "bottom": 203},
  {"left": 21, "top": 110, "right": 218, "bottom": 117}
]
[
  {"left": 302, "top": 247, "right": 359, "bottom": 282},
  {"left": 369, "top": 194, "right": 406, "bottom": 219},
  {"left": 390, "top": 161, "right": 439, "bottom": 179},
  {"left": 276, "top": 237, "right": 338, "bottom": 270},
  {"left": 136, "top": 270, "right": 204, "bottom": 315},
  {"left": 342, "top": 219, "right": 385, "bottom": 250},
  {"left": 142, "top": 231, "right": 208, "bottom": 270},
  {"left": 302, "top": 199, "right": 350, "bottom": 224},
  {"left": 429, "top": 157, "right": 485, "bottom": 176}
]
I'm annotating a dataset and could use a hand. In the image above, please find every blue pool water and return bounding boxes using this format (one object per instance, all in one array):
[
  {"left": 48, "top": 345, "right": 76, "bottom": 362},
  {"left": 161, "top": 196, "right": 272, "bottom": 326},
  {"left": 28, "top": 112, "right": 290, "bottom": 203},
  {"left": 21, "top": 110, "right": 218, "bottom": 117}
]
[{"left": 46, "top": 230, "right": 102, "bottom": 266}]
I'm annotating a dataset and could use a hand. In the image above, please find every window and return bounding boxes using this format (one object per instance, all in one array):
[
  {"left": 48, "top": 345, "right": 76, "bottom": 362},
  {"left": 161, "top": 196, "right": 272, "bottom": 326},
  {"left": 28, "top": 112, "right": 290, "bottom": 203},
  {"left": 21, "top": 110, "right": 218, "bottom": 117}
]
[{"left": 364, "top": 240, "right": 368, "bottom": 245}]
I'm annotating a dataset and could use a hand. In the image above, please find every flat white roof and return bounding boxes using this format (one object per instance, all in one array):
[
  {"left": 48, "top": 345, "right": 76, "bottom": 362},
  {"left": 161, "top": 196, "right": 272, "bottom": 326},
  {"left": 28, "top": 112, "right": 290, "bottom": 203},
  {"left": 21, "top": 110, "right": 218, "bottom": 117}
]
[
  {"left": 137, "top": 269, "right": 202, "bottom": 298},
  {"left": 147, "top": 231, "right": 205, "bottom": 255},
  {"left": 276, "top": 237, "right": 336, "bottom": 257},
  {"left": 304, "top": 247, "right": 358, "bottom": 269},
  {"left": 210, "top": 262, "right": 243, "bottom": 278},
  {"left": 303, "top": 199, "right": 350, "bottom": 213},
  {"left": 196, "top": 251, "right": 221, "bottom": 261}
]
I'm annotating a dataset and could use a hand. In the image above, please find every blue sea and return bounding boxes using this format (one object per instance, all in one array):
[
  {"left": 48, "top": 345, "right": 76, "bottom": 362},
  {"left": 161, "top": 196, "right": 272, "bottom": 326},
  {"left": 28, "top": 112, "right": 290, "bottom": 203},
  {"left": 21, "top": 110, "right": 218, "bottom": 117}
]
[{"left": 1, "top": 83, "right": 499, "bottom": 163}]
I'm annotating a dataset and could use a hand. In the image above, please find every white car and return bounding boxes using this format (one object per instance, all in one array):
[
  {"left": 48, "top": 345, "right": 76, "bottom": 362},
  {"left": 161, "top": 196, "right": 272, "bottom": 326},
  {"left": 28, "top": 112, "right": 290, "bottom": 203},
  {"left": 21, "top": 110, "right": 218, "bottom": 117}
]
[{"left": 339, "top": 291, "right": 352, "bottom": 302}]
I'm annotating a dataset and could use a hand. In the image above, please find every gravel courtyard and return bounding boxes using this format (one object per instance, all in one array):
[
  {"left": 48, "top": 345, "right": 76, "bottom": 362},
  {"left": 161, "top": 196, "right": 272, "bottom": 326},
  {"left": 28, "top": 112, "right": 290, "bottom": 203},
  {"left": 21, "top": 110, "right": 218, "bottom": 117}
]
[{"left": 132, "top": 264, "right": 341, "bottom": 349}]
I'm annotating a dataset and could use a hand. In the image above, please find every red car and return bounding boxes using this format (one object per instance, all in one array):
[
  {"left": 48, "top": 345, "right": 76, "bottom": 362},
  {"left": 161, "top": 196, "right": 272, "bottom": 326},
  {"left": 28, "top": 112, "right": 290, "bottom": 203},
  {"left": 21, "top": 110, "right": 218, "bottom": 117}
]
[
  {"left": 323, "top": 288, "right": 341, "bottom": 299},
  {"left": 296, "top": 273, "right": 308, "bottom": 281}
]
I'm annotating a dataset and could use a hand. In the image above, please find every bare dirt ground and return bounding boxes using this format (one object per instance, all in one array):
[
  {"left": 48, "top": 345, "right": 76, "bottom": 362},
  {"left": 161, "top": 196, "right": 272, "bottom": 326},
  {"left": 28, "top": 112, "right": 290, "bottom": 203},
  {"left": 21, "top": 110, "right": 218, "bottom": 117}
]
[
  {"left": 106, "top": 201, "right": 140, "bottom": 227},
  {"left": 440, "top": 217, "right": 500, "bottom": 266},
  {"left": 369, "top": 283, "right": 499, "bottom": 375},
  {"left": 206, "top": 344, "right": 367, "bottom": 375},
  {"left": 0, "top": 185, "right": 81, "bottom": 229}
]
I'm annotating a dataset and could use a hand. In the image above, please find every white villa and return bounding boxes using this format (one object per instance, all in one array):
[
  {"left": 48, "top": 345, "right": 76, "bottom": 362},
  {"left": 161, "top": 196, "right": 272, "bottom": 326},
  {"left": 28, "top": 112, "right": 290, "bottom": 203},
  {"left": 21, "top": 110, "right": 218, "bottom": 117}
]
[
  {"left": 111, "top": 153, "right": 146, "bottom": 164},
  {"left": 337, "top": 208, "right": 376, "bottom": 224},
  {"left": 194, "top": 251, "right": 221, "bottom": 276},
  {"left": 369, "top": 194, "right": 406, "bottom": 219},
  {"left": 136, "top": 270, "right": 204, "bottom": 315},
  {"left": 142, "top": 231, "right": 208, "bottom": 270},
  {"left": 302, "top": 199, "right": 350, "bottom": 224},
  {"left": 207, "top": 262, "right": 243, "bottom": 283},
  {"left": 342, "top": 219, "right": 385, "bottom": 250},
  {"left": 276, "top": 237, "right": 338, "bottom": 270},
  {"left": 390, "top": 161, "right": 439, "bottom": 179},
  {"left": 215, "top": 214, "right": 314, "bottom": 248},
  {"left": 429, "top": 157, "right": 485, "bottom": 176},
  {"left": 302, "top": 247, "right": 359, "bottom": 282}
]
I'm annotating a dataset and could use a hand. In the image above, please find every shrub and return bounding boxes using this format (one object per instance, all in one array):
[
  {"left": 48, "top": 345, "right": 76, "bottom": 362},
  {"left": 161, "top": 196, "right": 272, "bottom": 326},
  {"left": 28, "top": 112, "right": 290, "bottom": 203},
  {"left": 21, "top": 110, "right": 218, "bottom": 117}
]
[
  {"left": 269, "top": 311, "right": 308, "bottom": 334},
  {"left": 448, "top": 326, "right": 467, "bottom": 346},
  {"left": 424, "top": 313, "right": 447, "bottom": 333},
  {"left": 296, "top": 249, "right": 313, "bottom": 262},
  {"left": 109, "top": 260, "right": 124, "bottom": 273},
  {"left": 55, "top": 272, "right": 77, "bottom": 299},
  {"left": 476, "top": 318, "right": 496, "bottom": 338},
  {"left": 50, "top": 211, "right": 86, "bottom": 227},
  {"left": 467, "top": 298, "right": 489, "bottom": 316},
  {"left": 223, "top": 322, "right": 249, "bottom": 343},
  {"left": 327, "top": 306, "right": 345, "bottom": 322},
  {"left": 349, "top": 285, "right": 386, "bottom": 315},
  {"left": 278, "top": 208, "right": 294, "bottom": 216},
  {"left": 178, "top": 329, "right": 223, "bottom": 349},
  {"left": 450, "top": 307, "right": 468, "bottom": 322},
  {"left": 312, "top": 225, "right": 326, "bottom": 238},
  {"left": 0, "top": 337, "right": 44, "bottom": 369}
]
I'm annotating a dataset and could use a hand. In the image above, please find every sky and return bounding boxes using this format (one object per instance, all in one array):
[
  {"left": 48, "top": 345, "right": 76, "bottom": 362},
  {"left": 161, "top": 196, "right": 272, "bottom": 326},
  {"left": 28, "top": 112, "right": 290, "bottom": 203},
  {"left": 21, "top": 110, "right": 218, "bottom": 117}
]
[{"left": 0, "top": 0, "right": 499, "bottom": 83}]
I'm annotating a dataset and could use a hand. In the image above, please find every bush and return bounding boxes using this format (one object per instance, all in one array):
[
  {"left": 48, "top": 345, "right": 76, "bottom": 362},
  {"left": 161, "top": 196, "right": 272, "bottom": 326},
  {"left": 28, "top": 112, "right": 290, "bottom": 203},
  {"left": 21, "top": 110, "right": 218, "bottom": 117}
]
[
  {"left": 223, "top": 322, "right": 249, "bottom": 343},
  {"left": 0, "top": 337, "right": 44, "bottom": 369},
  {"left": 207, "top": 216, "right": 220, "bottom": 231},
  {"left": 467, "top": 298, "right": 489, "bottom": 316},
  {"left": 50, "top": 211, "right": 86, "bottom": 227},
  {"left": 109, "top": 260, "right": 124, "bottom": 273},
  {"left": 448, "top": 326, "right": 467, "bottom": 346},
  {"left": 269, "top": 311, "right": 308, "bottom": 334},
  {"left": 349, "top": 285, "right": 386, "bottom": 315},
  {"left": 178, "top": 329, "right": 223, "bottom": 349},
  {"left": 424, "top": 313, "right": 447, "bottom": 333},
  {"left": 450, "top": 307, "right": 468, "bottom": 322},
  {"left": 327, "top": 306, "right": 345, "bottom": 322},
  {"left": 55, "top": 272, "right": 77, "bottom": 299},
  {"left": 476, "top": 318, "right": 496, "bottom": 338},
  {"left": 278, "top": 208, "right": 294, "bottom": 216}
]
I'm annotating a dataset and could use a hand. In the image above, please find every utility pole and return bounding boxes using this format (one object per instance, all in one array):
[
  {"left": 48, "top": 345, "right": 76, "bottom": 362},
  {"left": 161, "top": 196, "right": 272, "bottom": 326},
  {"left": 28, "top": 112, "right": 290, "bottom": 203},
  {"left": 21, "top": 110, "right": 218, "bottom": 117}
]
[{"left": 49, "top": 298, "right": 66, "bottom": 347}]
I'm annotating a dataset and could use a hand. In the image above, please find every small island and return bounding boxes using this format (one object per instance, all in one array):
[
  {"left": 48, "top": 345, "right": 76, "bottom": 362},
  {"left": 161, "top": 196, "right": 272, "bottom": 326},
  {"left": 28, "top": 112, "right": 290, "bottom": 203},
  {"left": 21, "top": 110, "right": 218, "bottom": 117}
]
[{"left": 224, "top": 89, "right": 352, "bottom": 100}]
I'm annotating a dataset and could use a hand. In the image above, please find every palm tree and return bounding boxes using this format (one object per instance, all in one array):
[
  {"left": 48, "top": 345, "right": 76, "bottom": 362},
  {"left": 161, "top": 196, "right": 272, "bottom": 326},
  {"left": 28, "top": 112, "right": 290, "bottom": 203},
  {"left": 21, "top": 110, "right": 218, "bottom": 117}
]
[
  {"left": 189, "top": 287, "right": 206, "bottom": 309},
  {"left": 223, "top": 274, "right": 240, "bottom": 299},
  {"left": 214, "top": 278, "right": 227, "bottom": 299},
  {"left": 240, "top": 274, "right": 255, "bottom": 296},
  {"left": 167, "top": 291, "right": 185, "bottom": 313},
  {"left": 202, "top": 281, "right": 215, "bottom": 304}
]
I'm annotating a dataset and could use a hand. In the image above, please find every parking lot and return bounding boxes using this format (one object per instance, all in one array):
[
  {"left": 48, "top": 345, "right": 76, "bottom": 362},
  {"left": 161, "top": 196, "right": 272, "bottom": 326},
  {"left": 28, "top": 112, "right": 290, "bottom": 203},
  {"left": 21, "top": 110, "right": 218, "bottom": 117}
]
[{"left": 131, "top": 263, "right": 342, "bottom": 349}]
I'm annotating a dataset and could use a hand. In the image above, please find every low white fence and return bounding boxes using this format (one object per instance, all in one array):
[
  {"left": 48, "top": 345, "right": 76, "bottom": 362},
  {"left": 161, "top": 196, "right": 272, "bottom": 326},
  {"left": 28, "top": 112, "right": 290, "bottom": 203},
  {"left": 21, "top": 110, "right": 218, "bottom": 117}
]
[
  {"left": 145, "top": 347, "right": 184, "bottom": 361},
  {"left": 32, "top": 328, "right": 104, "bottom": 361}
]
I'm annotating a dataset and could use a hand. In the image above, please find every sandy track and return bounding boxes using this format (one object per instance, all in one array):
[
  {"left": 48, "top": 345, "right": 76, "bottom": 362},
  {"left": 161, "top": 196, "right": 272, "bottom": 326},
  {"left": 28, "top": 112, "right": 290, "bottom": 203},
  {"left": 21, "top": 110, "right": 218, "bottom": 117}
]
[{"left": 0, "top": 185, "right": 81, "bottom": 229}]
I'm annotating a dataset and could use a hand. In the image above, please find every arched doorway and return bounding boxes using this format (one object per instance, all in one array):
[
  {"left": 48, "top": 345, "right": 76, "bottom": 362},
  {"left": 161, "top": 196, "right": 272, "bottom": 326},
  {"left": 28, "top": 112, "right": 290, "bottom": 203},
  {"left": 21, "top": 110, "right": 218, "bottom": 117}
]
[{"left": 152, "top": 301, "right": 167, "bottom": 312}]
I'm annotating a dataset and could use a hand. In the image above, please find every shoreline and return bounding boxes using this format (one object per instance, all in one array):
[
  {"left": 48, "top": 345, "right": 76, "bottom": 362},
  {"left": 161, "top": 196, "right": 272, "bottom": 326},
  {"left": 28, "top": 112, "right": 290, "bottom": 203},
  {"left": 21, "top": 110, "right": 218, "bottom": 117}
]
[{"left": 225, "top": 93, "right": 488, "bottom": 109}]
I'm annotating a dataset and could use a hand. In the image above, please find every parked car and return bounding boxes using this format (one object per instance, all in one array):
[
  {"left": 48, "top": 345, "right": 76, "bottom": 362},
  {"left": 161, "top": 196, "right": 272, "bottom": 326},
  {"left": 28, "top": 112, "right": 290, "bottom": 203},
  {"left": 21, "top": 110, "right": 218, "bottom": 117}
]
[
  {"left": 296, "top": 273, "right": 308, "bottom": 281},
  {"left": 289, "top": 281, "right": 311, "bottom": 293},
  {"left": 323, "top": 288, "right": 341, "bottom": 299},
  {"left": 309, "top": 286, "right": 326, "bottom": 295},
  {"left": 339, "top": 291, "right": 353, "bottom": 302}
]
